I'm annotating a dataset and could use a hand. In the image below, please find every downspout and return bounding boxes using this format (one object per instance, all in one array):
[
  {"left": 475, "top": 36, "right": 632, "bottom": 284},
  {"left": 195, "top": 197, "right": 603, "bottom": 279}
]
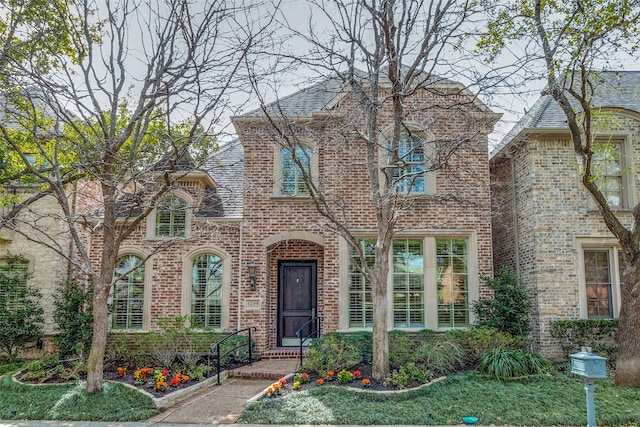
[
  {"left": 237, "top": 221, "right": 243, "bottom": 331},
  {"left": 510, "top": 155, "right": 521, "bottom": 276}
]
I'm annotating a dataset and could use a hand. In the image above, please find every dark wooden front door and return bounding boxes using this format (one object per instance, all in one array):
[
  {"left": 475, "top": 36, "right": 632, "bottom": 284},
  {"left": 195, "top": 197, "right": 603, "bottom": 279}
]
[{"left": 278, "top": 261, "right": 317, "bottom": 346}]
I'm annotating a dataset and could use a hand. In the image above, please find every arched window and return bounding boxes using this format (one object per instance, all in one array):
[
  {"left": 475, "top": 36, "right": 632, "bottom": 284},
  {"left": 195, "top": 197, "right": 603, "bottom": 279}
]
[
  {"left": 155, "top": 196, "right": 187, "bottom": 237},
  {"left": 112, "top": 254, "right": 145, "bottom": 330},
  {"left": 191, "top": 253, "right": 223, "bottom": 329},
  {"left": 281, "top": 145, "right": 312, "bottom": 196}
]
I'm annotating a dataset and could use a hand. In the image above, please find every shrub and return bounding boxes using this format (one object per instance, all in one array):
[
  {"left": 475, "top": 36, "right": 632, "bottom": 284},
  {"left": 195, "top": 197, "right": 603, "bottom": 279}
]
[
  {"left": 302, "top": 333, "right": 361, "bottom": 374},
  {"left": 447, "top": 326, "right": 527, "bottom": 366},
  {"left": 415, "top": 334, "right": 466, "bottom": 374},
  {"left": 478, "top": 347, "right": 554, "bottom": 380},
  {"left": 387, "top": 362, "right": 431, "bottom": 388},
  {"left": 550, "top": 319, "right": 618, "bottom": 359},
  {"left": 53, "top": 280, "right": 93, "bottom": 359},
  {"left": 389, "top": 330, "right": 417, "bottom": 367},
  {"left": 341, "top": 331, "right": 372, "bottom": 360},
  {"left": 472, "top": 267, "right": 533, "bottom": 337}
]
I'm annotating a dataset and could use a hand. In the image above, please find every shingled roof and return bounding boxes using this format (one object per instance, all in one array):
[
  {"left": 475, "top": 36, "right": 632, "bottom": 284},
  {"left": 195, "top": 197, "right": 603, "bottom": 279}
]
[
  {"left": 237, "top": 69, "right": 461, "bottom": 119},
  {"left": 492, "top": 71, "right": 640, "bottom": 158},
  {"left": 204, "top": 139, "right": 244, "bottom": 219}
]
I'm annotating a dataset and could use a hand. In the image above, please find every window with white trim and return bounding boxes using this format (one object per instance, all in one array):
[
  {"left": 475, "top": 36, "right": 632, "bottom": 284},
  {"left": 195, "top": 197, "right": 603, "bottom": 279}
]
[
  {"left": 155, "top": 196, "right": 186, "bottom": 237},
  {"left": 347, "top": 236, "right": 470, "bottom": 329},
  {"left": 437, "top": 238, "right": 469, "bottom": 327},
  {"left": 389, "top": 133, "right": 426, "bottom": 194},
  {"left": 280, "top": 144, "right": 312, "bottom": 196},
  {"left": 348, "top": 239, "right": 375, "bottom": 328},
  {"left": 583, "top": 248, "right": 625, "bottom": 319},
  {"left": 393, "top": 239, "right": 424, "bottom": 327},
  {"left": 190, "top": 253, "right": 223, "bottom": 329},
  {"left": 592, "top": 141, "right": 623, "bottom": 208},
  {"left": 112, "top": 254, "right": 145, "bottom": 330}
]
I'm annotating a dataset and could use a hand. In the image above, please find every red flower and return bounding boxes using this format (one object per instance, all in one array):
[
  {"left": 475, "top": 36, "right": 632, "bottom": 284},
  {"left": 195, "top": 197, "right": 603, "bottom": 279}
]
[
  {"left": 353, "top": 370, "right": 361, "bottom": 378},
  {"left": 141, "top": 373, "right": 147, "bottom": 380},
  {"left": 163, "top": 368, "right": 169, "bottom": 377},
  {"left": 279, "top": 378, "right": 287, "bottom": 385},
  {"left": 171, "top": 377, "right": 180, "bottom": 386}
]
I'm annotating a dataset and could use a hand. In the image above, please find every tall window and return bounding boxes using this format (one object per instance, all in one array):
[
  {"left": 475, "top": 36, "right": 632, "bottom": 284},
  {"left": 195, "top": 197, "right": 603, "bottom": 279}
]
[
  {"left": 281, "top": 145, "right": 312, "bottom": 196},
  {"left": 155, "top": 196, "right": 186, "bottom": 237},
  {"left": 348, "top": 239, "right": 375, "bottom": 328},
  {"left": 593, "top": 142, "right": 623, "bottom": 208},
  {"left": 393, "top": 239, "right": 424, "bottom": 327},
  {"left": 0, "top": 256, "right": 29, "bottom": 309},
  {"left": 191, "top": 254, "right": 223, "bottom": 329},
  {"left": 437, "top": 238, "right": 469, "bottom": 327},
  {"left": 584, "top": 250, "right": 616, "bottom": 318},
  {"left": 348, "top": 237, "right": 465, "bottom": 330},
  {"left": 390, "top": 134, "right": 426, "bottom": 194},
  {"left": 112, "top": 254, "right": 145, "bottom": 330}
]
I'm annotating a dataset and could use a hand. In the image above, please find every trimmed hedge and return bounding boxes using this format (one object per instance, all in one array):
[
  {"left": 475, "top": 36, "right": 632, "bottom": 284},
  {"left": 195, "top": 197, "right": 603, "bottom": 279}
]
[{"left": 550, "top": 319, "right": 618, "bottom": 359}]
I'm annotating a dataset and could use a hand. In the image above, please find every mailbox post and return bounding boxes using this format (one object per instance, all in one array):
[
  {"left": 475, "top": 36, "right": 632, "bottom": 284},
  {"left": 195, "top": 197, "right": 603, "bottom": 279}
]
[{"left": 570, "top": 347, "right": 607, "bottom": 427}]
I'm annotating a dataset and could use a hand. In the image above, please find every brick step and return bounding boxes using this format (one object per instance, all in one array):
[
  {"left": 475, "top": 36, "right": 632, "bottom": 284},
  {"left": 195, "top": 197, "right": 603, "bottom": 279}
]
[
  {"left": 260, "top": 347, "right": 305, "bottom": 360},
  {"left": 227, "top": 357, "right": 300, "bottom": 380}
]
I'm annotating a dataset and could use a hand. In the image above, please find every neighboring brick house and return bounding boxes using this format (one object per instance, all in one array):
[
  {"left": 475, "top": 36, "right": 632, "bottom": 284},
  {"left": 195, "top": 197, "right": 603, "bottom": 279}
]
[
  {"left": 490, "top": 71, "right": 640, "bottom": 356},
  {"left": 6, "top": 75, "right": 500, "bottom": 355}
]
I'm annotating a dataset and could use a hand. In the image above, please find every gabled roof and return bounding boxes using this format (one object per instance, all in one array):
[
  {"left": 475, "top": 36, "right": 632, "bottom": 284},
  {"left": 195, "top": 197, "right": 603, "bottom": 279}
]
[
  {"left": 236, "top": 69, "right": 476, "bottom": 119},
  {"left": 492, "top": 71, "right": 640, "bottom": 158}
]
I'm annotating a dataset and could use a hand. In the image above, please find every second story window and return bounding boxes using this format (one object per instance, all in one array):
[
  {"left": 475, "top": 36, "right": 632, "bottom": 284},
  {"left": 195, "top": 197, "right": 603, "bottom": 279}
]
[
  {"left": 281, "top": 145, "right": 312, "bottom": 196},
  {"left": 390, "top": 134, "right": 426, "bottom": 194},
  {"left": 155, "top": 196, "right": 186, "bottom": 237},
  {"left": 593, "top": 142, "right": 623, "bottom": 208}
]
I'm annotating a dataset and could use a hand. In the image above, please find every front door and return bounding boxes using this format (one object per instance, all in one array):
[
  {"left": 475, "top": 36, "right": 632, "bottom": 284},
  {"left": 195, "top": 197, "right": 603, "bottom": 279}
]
[{"left": 278, "top": 261, "right": 317, "bottom": 346}]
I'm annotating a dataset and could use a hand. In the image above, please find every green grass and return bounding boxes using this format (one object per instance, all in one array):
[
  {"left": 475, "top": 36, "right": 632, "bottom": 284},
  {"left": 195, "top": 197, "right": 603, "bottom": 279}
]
[
  {"left": 238, "top": 372, "right": 640, "bottom": 425},
  {"left": 0, "top": 369, "right": 162, "bottom": 421}
]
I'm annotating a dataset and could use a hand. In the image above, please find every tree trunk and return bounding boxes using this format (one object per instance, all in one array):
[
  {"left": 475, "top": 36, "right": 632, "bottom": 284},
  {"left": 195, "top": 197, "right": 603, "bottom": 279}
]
[
  {"left": 615, "top": 261, "right": 640, "bottom": 386},
  {"left": 86, "top": 282, "right": 110, "bottom": 393},
  {"left": 372, "top": 240, "right": 391, "bottom": 380}
]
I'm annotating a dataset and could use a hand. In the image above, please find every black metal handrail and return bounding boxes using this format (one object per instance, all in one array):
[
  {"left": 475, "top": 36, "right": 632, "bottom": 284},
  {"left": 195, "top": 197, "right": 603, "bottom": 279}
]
[
  {"left": 210, "top": 327, "right": 256, "bottom": 385},
  {"left": 295, "top": 316, "right": 323, "bottom": 366}
]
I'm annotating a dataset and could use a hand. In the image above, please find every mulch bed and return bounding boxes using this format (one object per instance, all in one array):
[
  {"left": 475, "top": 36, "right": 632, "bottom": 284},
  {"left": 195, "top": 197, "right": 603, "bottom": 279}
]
[{"left": 265, "top": 362, "right": 428, "bottom": 398}]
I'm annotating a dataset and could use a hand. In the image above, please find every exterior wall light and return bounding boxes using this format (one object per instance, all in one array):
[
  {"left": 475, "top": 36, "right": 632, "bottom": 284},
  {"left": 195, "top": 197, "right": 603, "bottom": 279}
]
[{"left": 247, "top": 262, "right": 257, "bottom": 290}]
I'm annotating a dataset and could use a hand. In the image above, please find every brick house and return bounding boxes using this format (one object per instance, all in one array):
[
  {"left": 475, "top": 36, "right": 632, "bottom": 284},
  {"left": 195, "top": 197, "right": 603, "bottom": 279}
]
[
  {"left": 4, "top": 75, "right": 499, "bottom": 355},
  {"left": 84, "top": 75, "right": 499, "bottom": 354},
  {"left": 490, "top": 71, "right": 640, "bottom": 356}
]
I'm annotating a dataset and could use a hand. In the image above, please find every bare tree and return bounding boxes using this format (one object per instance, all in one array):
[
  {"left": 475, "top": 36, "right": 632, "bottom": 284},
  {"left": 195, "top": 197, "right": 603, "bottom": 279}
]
[
  {"left": 0, "top": 0, "right": 269, "bottom": 393},
  {"left": 243, "top": 0, "right": 501, "bottom": 379},
  {"left": 480, "top": 0, "right": 640, "bottom": 386}
]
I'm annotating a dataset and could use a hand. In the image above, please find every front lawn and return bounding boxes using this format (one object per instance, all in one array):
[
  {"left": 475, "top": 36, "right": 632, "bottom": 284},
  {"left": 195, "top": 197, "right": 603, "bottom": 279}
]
[
  {"left": 238, "top": 372, "right": 640, "bottom": 425},
  {"left": 0, "top": 369, "right": 161, "bottom": 421}
]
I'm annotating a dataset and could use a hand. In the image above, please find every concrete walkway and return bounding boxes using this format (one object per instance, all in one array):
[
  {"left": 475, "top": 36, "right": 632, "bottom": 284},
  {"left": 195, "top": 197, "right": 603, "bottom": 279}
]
[{"left": 149, "top": 358, "right": 299, "bottom": 424}]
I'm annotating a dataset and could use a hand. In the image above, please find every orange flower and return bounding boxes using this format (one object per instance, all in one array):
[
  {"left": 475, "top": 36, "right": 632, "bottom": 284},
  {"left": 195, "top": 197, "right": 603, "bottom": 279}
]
[
  {"left": 362, "top": 378, "right": 371, "bottom": 387},
  {"left": 267, "top": 386, "right": 274, "bottom": 394},
  {"left": 180, "top": 374, "right": 190, "bottom": 383},
  {"left": 279, "top": 378, "right": 287, "bottom": 385},
  {"left": 155, "top": 381, "right": 168, "bottom": 391},
  {"left": 327, "top": 370, "right": 334, "bottom": 377},
  {"left": 273, "top": 383, "right": 281, "bottom": 390},
  {"left": 317, "top": 378, "right": 325, "bottom": 385}
]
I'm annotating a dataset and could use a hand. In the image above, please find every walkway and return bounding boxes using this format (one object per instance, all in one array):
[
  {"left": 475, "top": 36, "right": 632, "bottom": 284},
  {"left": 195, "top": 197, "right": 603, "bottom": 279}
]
[{"left": 149, "top": 358, "right": 299, "bottom": 424}]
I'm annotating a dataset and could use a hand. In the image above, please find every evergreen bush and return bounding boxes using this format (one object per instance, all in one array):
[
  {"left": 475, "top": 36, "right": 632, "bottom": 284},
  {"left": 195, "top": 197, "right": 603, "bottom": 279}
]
[
  {"left": 472, "top": 267, "right": 533, "bottom": 337},
  {"left": 53, "top": 280, "right": 93, "bottom": 359}
]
